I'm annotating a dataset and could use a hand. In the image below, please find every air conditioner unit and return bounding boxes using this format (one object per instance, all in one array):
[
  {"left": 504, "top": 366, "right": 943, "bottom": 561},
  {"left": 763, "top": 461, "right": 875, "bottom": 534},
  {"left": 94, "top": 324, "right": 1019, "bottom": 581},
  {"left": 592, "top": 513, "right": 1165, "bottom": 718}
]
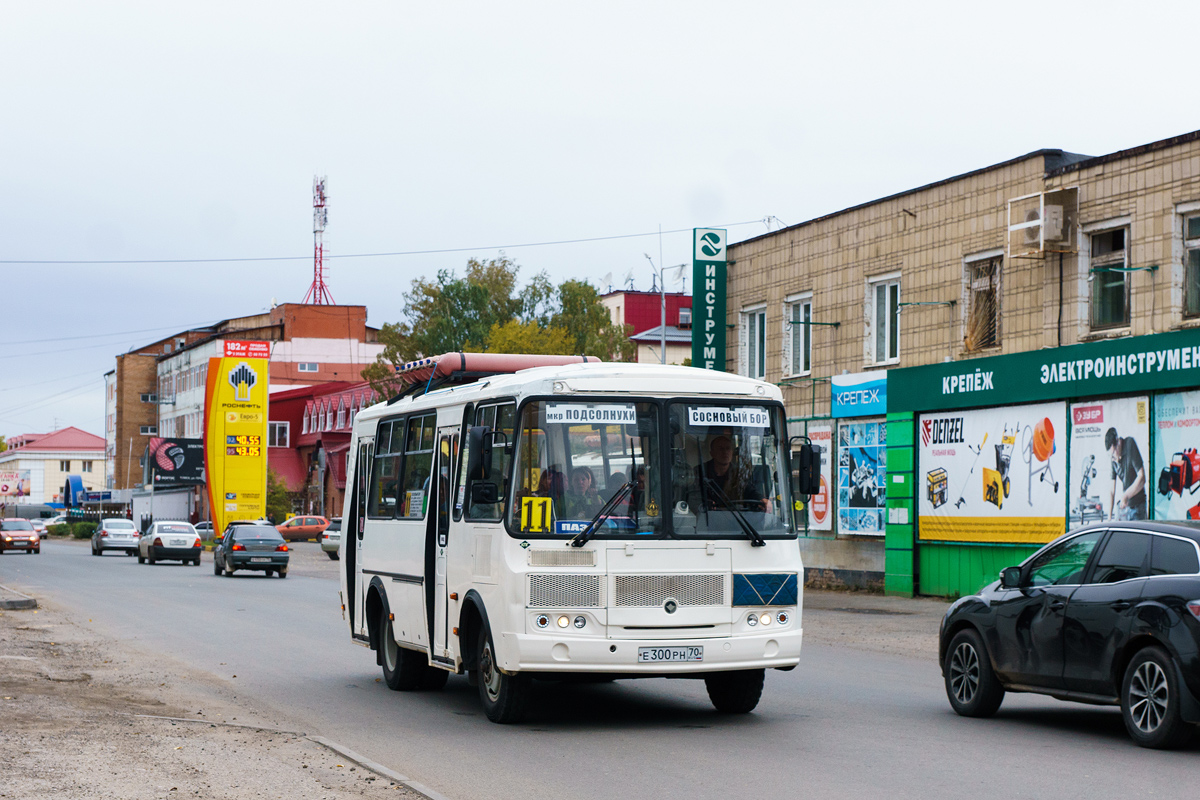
[{"left": 1042, "top": 204, "right": 1065, "bottom": 242}]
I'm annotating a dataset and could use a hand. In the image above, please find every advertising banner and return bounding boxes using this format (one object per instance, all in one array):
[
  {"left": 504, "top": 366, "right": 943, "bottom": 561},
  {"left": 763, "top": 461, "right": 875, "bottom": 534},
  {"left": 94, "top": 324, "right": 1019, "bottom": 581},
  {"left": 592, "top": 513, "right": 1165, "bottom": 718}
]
[
  {"left": 831, "top": 372, "right": 887, "bottom": 418},
  {"left": 1152, "top": 390, "right": 1200, "bottom": 520},
  {"left": 204, "top": 348, "right": 269, "bottom": 534},
  {"left": 0, "top": 470, "right": 31, "bottom": 497},
  {"left": 918, "top": 401, "right": 1067, "bottom": 544},
  {"left": 837, "top": 421, "right": 886, "bottom": 535},
  {"left": 807, "top": 425, "right": 833, "bottom": 531},
  {"left": 691, "top": 228, "right": 727, "bottom": 371},
  {"left": 1069, "top": 397, "right": 1149, "bottom": 525},
  {"left": 148, "top": 437, "right": 206, "bottom": 487}
]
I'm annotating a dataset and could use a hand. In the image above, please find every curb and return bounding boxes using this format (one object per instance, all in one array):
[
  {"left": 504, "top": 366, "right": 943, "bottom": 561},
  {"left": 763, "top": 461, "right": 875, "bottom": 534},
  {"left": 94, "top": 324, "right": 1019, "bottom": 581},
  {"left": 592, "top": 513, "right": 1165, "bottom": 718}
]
[
  {"left": 0, "top": 583, "right": 38, "bottom": 610},
  {"left": 131, "top": 714, "right": 452, "bottom": 800}
]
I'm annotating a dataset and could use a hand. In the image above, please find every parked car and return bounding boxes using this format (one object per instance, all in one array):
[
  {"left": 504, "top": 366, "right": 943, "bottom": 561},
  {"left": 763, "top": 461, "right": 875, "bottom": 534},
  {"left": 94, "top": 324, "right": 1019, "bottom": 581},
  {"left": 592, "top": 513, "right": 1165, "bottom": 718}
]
[
  {"left": 92, "top": 518, "right": 140, "bottom": 556},
  {"left": 29, "top": 520, "right": 46, "bottom": 534},
  {"left": 940, "top": 521, "right": 1200, "bottom": 749},
  {"left": 321, "top": 517, "right": 342, "bottom": 560},
  {"left": 138, "top": 521, "right": 202, "bottom": 566},
  {"left": 214, "top": 524, "right": 290, "bottom": 578},
  {"left": 45, "top": 514, "right": 68, "bottom": 526},
  {"left": 194, "top": 521, "right": 214, "bottom": 537},
  {"left": 0, "top": 518, "right": 40, "bottom": 554},
  {"left": 276, "top": 515, "right": 329, "bottom": 541}
]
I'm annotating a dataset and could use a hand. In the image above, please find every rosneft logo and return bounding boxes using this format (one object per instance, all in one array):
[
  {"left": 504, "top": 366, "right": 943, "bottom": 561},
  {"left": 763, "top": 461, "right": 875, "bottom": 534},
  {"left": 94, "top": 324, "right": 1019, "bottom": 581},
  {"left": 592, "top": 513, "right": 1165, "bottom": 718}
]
[{"left": 227, "top": 362, "right": 258, "bottom": 402}]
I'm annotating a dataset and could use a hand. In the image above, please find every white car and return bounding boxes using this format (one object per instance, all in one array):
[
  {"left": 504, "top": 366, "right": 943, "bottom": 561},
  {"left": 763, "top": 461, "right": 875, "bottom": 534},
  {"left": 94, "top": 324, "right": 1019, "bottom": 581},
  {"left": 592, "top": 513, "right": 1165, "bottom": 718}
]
[
  {"left": 321, "top": 517, "right": 342, "bottom": 560},
  {"left": 138, "top": 520, "right": 202, "bottom": 566}
]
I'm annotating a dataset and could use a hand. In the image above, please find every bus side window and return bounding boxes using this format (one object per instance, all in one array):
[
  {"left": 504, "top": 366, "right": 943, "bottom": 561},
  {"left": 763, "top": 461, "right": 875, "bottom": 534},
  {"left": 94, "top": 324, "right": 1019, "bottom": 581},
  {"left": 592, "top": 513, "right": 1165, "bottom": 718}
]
[
  {"left": 368, "top": 419, "right": 402, "bottom": 518},
  {"left": 465, "top": 402, "right": 515, "bottom": 521}
]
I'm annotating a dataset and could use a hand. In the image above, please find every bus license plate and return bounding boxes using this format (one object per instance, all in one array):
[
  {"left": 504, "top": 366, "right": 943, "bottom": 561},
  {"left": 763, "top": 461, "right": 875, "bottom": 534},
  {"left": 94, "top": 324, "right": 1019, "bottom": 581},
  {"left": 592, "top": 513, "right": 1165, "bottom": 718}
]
[
  {"left": 637, "top": 646, "right": 703, "bottom": 663},
  {"left": 250, "top": 557, "right": 271, "bottom": 563}
]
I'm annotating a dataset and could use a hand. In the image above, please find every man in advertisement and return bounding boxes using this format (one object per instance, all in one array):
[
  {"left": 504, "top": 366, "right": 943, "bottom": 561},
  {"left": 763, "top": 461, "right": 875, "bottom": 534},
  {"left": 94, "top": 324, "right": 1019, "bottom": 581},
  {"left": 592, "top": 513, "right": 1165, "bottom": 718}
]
[{"left": 1106, "top": 427, "right": 1146, "bottom": 520}]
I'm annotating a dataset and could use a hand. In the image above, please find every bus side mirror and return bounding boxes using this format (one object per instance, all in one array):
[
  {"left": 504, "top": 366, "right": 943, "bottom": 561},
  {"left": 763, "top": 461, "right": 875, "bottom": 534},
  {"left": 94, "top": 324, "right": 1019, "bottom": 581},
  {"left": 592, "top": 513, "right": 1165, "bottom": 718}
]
[
  {"left": 466, "top": 425, "right": 493, "bottom": 481},
  {"left": 790, "top": 443, "right": 821, "bottom": 496}
]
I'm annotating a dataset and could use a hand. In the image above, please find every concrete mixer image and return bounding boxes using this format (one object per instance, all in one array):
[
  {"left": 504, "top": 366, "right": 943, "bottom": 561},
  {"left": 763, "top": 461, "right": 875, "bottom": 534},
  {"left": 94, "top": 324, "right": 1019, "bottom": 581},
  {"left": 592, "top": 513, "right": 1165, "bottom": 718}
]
[{"left": 1022, "top": 416, "right": 1059, "bottom": 505}]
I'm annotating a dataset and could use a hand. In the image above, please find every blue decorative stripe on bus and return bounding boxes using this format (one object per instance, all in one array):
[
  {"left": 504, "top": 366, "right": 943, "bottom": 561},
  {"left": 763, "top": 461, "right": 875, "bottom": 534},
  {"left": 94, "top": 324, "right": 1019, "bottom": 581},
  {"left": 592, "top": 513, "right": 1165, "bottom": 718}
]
[{"left": 732, "top": 573, "right": 799, "bottom": 606}]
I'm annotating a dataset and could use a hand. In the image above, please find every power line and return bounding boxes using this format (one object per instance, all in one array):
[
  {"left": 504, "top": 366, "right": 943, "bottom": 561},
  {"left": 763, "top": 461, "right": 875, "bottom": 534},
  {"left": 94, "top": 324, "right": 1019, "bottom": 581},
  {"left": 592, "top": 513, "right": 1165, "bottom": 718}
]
[
  {"left": 0, "top": 220, "right": 763, "bottom": 265},
  {"left": 7, "top": 320, "right": 220, "bottom": 346}
]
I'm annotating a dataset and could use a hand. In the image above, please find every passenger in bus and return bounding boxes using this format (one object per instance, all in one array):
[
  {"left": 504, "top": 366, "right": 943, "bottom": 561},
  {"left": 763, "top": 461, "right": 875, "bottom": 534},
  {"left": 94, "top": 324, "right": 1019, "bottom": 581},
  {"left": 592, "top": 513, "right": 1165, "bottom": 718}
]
[
  {"left": 695, "top": 434, "right": 771, "bottom": 512},
  {"left": 563, "top": 466, "right": 603, "bottom": 518}
]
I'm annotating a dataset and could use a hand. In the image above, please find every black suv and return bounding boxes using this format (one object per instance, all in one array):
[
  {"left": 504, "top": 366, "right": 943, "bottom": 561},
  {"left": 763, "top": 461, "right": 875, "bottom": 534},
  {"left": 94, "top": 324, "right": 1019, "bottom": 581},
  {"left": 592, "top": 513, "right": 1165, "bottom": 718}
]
[{"left": 940, "top": 521, "right": 1200, "bottom": 748}]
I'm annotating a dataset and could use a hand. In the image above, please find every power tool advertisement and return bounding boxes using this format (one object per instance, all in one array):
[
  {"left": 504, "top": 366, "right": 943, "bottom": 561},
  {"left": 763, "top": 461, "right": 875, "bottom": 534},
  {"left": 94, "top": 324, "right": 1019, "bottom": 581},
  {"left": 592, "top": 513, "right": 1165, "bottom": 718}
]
[
  {"left": 917, "top": 401, "right": 1067, "bottom": 544},
  {"left": 1068, "top": 396, "right": 1149, "bottom": 525},
  {"left": 1152, "top": 390, "right": 1200, "bottom": 521}
]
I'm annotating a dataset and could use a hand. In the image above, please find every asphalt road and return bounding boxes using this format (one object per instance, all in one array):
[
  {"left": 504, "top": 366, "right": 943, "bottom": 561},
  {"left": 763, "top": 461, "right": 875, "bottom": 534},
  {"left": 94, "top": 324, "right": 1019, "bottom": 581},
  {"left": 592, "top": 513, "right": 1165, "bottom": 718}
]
[{"left": 3, "top": 539, "right": 1197, "bottom": 800}]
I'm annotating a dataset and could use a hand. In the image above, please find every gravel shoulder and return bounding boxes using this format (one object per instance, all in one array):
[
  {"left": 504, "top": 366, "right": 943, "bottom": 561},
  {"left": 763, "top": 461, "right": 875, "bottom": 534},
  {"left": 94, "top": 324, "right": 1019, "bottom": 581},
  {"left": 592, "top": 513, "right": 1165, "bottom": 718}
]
[{"left": 0, "top": 543, "right": 418, "bottom": 800}]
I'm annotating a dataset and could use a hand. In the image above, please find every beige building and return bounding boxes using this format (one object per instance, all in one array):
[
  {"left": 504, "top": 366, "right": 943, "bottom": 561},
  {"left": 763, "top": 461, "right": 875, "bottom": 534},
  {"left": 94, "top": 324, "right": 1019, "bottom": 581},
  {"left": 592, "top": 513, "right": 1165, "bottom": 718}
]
[
  {"left": 726, "top": 130, "right": 1200, "bottom": 589},
  {"left": 1, "top": 428, "right": 106, "bottom": 507}
]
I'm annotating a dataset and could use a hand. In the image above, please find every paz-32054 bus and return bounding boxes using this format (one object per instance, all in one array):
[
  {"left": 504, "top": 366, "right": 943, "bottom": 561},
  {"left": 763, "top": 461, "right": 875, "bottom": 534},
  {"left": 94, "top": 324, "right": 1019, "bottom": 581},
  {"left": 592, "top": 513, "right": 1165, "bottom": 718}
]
[{"left": 339, "top": 353, "right": 809, "bottom": 723}]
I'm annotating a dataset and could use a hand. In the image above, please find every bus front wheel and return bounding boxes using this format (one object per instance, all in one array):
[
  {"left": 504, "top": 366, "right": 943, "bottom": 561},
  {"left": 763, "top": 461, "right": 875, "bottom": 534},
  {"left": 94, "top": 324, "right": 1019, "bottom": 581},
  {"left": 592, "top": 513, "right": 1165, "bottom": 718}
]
[
  {"left": 477, "top": 626, "right": 531, "bottom": 723},
  {"left": 705, "top": 669, "right": 765, "bottom": 714}
]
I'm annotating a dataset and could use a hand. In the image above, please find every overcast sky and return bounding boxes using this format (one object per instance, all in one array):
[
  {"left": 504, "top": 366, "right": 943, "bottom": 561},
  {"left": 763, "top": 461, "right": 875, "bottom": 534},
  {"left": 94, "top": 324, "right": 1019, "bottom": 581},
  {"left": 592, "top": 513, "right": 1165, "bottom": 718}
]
[{"left": 2, "top": 0, "right": 1196, "bottom": 439}]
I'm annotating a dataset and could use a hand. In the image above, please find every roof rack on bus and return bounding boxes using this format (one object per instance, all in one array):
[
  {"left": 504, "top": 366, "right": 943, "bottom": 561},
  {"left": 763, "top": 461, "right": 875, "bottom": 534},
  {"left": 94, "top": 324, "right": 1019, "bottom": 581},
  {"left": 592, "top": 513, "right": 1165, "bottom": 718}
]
[{"left": 388, "top": 352, "right": 600, "bottom": 403}]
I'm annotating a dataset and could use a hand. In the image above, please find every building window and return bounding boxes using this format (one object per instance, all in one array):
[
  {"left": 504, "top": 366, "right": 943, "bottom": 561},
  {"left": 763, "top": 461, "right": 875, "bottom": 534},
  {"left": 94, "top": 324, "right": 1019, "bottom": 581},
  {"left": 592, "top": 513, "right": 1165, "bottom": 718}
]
[
  {"left": 1185, "top": 214, "right": 1200, "bottom": 318},
  {"left": 741, "top": 306, "right": 767, "bottom": 379},
  {"left": 784, "top": 294, "right": 812, "bottom": 377},
  {"left": 325, "top": 403, "right": 334, "bottom": 431},
  {"left": 59, "top": 460, "right": 71, "bottom": 471},
  {"left": 302, "top": 408, "right": 310, "bottom": 434},
  {"left": 336, "top": 401, "right": 346, "bottom": 429},
  {"left": 867, "top": 273, "right": 900, "bottom": 364},
  {"left": 140, "top": 425, "right": 157, "bottom": 435},
  {"left": 140, "top": 393, "right": 158, "bottom": 403},
  {"left": 678, "top": 307, "right": 692, "bottom": 327},
  {"left": 268, "top": 421, "right": 290, "bottom": 448},
  {"left": 298, "top": 362, "right": 319, "bottom": 373},
  {"left": 964, "top": 254, "right": 1001, "bottom": 352},
  {"left": 1090, "top": 228, "right": 1129, "bottom": 329},
  {"left": 81, "top": 461, "right": 93, "bottom": 472}
]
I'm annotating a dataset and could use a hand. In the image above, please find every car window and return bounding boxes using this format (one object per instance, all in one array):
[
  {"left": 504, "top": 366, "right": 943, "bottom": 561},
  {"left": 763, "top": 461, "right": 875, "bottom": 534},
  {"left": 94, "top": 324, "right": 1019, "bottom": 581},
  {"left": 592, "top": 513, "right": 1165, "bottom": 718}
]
[
  {"left": 1027, "top": 531, "right": 1104, "bottom": 587},
  {"left": 105, "top": 520, "right": 136, "bottom": 529},
  {"left": 1088, "top": 531, "right": 1151, "bottom": 584},
  {"left": 233, "top": 529, "right": 285, "bottom": 543},
  {"left": 1, "top": 520, "right": 34, "bottom": 531},
  {"left": 157, "top": 523, "right": 194, "bottom": 534},
  {"left": 1150, "top": 535, "right": 1200, "bottom": 576}
]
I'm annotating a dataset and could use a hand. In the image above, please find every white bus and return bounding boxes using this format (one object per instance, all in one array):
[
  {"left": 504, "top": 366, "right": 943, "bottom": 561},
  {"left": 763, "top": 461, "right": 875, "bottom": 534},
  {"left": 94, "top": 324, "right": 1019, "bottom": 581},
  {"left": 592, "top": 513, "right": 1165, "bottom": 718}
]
[{"left": 339, "top": 353, "right": 810, "bottom": 723}]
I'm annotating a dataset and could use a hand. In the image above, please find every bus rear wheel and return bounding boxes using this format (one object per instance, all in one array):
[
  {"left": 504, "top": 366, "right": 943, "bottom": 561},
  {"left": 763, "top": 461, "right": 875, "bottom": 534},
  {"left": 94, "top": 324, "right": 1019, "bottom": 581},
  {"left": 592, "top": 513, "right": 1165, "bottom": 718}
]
[
  {"left": 477, "top": 626, "right": 531, "bottom": 723},
  {"left": 705, "top": 669, "right": 765, "bottom": 714},
  {"left": 379, "top": 610, "right": 428, "bottom": 691}
]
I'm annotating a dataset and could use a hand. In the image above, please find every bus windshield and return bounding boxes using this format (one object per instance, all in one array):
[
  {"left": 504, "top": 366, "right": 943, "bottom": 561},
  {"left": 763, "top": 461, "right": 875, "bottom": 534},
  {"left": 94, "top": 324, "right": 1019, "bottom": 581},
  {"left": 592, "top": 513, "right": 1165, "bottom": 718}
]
[
  {"left": 667, "top": 402, "right": 792, "bottom": 537},
  {"left": 508, "top": 400, "right": 662, "bottom": 538}
]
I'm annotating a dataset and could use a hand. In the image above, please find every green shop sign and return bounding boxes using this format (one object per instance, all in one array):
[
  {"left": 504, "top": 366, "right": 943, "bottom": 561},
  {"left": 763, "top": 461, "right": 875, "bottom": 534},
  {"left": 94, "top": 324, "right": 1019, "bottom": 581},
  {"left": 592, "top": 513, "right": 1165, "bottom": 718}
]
[
  {"left": 889, "top": 328, "right": 1200, "bottom": 412},
  {"left": 691, "top": 228, "right": 727, "bottom": 371}
]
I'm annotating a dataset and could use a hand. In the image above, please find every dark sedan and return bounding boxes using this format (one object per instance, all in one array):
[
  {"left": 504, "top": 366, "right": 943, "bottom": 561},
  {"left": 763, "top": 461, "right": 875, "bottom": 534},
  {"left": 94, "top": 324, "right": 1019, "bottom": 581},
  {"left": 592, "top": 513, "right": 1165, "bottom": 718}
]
[
  {"left": 940, "top": 521, "right": 1200, "bottom": 748},
  {"left": 214, "top": 525, "right": 289, "bottom": 578}
]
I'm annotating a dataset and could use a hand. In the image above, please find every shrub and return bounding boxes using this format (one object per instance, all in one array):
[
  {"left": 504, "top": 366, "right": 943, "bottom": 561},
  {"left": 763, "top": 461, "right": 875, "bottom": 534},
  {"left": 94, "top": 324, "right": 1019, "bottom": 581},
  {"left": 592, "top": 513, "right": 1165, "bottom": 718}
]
[
  {"left": 46, "top": 524, "right": 71, "bottom": 537},
  {"left": 71, "top": 521, "right": 97, "bottom": 539}
]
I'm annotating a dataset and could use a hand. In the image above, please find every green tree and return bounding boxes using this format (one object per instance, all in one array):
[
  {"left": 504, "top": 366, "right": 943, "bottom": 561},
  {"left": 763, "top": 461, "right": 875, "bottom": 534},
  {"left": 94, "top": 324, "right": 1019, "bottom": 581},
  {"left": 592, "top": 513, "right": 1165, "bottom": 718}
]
[
  {"left": 265, "top": 468, "right": 294, "bottom": 524},
  {"left": 0, "top": 435, "right": 6, "bottom": 453},
  {"left": 552, "top": 279, "right": 636, "bottom": 361},
  {"left": 484, "top": 320, "right": 575, "bottom": 355}
]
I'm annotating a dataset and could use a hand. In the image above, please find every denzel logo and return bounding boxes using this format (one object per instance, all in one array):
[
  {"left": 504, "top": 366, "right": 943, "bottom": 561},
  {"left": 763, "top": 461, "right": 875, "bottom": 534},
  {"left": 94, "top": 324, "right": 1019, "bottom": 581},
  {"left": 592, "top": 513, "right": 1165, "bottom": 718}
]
[{"left": 227, "top": 361, "right": 258, "bottom": 402}]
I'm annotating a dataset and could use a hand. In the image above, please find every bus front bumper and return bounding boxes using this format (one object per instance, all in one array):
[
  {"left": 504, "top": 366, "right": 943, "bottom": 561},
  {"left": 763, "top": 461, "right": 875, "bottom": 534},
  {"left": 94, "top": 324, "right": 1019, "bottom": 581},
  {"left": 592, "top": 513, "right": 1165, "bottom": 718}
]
[{"left": 500, "top": 628, "right": 802, "bottom": 674}]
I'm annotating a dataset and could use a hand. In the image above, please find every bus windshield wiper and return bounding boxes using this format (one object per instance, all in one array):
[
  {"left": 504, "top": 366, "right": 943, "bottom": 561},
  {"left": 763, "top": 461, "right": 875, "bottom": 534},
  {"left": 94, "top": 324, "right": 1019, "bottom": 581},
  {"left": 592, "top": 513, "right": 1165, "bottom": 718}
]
[
  {"left": 569, "top": 481, "right": 633, "bottom": 548},
  {"left": 702, "top": 478, "right": 766, "bottom": 547}
]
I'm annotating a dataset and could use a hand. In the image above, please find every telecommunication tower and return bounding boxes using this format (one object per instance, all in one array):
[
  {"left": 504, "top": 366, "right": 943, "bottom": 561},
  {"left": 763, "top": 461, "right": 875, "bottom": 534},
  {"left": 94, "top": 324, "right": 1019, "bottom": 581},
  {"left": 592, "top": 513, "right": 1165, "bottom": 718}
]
[{"left": 303, "top": 176, "right": 335, "bottom": 304}]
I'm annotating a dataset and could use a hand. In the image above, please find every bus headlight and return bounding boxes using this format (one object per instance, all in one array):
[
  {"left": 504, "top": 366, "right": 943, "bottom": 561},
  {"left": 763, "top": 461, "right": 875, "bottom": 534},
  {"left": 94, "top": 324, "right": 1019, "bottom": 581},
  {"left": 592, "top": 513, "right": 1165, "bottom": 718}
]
[
  {"left": 573, "top": 615, "right": 586, "bottom": 629},
  {"left": 557, "top": 615, "right": 571, "bottom": 628},
  {"left": 535, "top": 614, "right": 549, "bottom": 629},
  {"left": 759, "top": 613, "right": 772, "bottom": 626},
  {"left": 746, "top": 613, "right": 758, "bottom": 627},
  {"left": 776, "top": 611, "right": 790, "bottom": 625}
]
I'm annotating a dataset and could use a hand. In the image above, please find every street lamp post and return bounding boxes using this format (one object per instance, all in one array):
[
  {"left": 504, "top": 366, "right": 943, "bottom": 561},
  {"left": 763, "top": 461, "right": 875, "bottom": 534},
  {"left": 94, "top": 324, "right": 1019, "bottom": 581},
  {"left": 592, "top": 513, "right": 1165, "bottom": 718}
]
[{"left": 644, "top": 255, "right": 688, "bottom": 364}]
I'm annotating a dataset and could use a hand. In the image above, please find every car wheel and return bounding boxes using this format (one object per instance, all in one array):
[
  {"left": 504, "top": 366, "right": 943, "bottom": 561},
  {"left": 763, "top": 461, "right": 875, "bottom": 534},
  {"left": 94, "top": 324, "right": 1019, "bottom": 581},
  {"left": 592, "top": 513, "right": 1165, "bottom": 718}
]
[
  {"left": 421, "top": 667, "right": 449, "bottom": 690},
  {"left": 278, "top": 567, "right": 288, "bottom": 578},
  {"left": 944, "top": 628, "right": 1005, "bottom": 718},
  {"left": 33, "top": 549, "right": 39, "bottom": 554},
  {"left": 126, "top": 550, "right": 134, "bottom": 556},
  {"left": 148, "top": 554, "right": 156, "bottom": 565},
  {"left": 91, "top": 543, "right": 99, "bottom": 556},
  {"left": 213, "top": 557, "right": 222, "bottom": 576},
  {"left": 477, "top": 624, "right": 531, "bottom": 723},
  {"left": 1121, "top": 646, "right": 1195, "bottom": 749},
  {"left": 138, "top": 553, "right": 145, "bottom": 564},
  {"left": 379, "top": 609, "right": 427, "bottom": 691},
  {"left": 224, "top": 563, "right": 234, "bottom": 576},
  {"left": 326, "top": 550, "right": 339, "bottom": 560},
  {"left": 704, "top": 669, "right": 765, "bottom": 714},
  {"left": 193, "top": 558, "right": 201, "bottom": 566}
]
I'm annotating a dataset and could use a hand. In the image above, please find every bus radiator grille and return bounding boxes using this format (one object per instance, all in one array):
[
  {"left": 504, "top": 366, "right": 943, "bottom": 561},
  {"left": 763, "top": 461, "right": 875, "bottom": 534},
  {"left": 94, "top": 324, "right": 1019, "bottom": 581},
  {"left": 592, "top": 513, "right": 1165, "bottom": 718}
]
[
  {"left": 613, "top": 574, "right": 726, "bottom": 607},
  {"left": 528, "top": 574, "right": 604, "bottom": 608},
  {"left": 528, "top": 549, "right": 597, "bottom": 567}
]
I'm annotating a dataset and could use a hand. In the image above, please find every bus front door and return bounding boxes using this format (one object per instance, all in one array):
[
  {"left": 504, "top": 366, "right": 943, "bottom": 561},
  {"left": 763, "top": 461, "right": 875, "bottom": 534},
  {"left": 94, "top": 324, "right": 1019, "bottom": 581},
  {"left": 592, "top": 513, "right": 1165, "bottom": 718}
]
[
  {"left": 430, "top": 430, "right": 457, "bottom": 660},
  {"left": 353, "top": 439, "right": 372, "bottom": 638}
]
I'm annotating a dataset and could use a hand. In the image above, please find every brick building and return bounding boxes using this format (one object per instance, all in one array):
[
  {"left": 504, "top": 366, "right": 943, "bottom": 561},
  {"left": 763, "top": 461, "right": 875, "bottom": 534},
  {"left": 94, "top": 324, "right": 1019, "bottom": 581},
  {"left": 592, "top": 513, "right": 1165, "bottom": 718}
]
[
  {"left": 725, "top": 129, "right": 1200, "bottom": 595},
  {"left": 600, "top": 289, "right": 692, "bottom": 364}
]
